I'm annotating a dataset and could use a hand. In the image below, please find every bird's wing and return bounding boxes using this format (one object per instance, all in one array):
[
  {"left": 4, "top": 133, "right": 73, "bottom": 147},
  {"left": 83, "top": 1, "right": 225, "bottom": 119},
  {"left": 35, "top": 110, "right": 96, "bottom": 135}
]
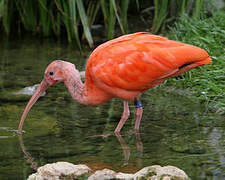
[{"left": 86, "top": 33, "right": 211, "bottom": 92}]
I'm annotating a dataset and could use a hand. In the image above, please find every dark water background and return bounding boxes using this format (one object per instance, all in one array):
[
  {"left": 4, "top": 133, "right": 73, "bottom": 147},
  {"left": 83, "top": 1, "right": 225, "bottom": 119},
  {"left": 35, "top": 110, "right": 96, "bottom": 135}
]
[{"left": 0, "top": 37, "right": 224, "bottom": 180}]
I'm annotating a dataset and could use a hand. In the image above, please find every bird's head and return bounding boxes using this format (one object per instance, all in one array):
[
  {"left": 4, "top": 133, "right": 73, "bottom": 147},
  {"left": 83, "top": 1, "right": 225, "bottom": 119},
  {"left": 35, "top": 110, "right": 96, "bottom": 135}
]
[
  {"left": 44, "top": 60, "right": 77, "bottom": 85},
  {"left": 18, "top": 60, "right": 76, "bottom": 134}
]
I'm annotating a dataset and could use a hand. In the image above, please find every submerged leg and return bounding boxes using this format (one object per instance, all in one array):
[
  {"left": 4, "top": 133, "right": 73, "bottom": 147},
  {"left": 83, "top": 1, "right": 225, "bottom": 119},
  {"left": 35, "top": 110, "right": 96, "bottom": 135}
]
[
  {"left": 134, "top": 98, "right": 143, "bottom": 131},
  {"left": 114, "top": 101, "right": 130, "bottom": 132}
]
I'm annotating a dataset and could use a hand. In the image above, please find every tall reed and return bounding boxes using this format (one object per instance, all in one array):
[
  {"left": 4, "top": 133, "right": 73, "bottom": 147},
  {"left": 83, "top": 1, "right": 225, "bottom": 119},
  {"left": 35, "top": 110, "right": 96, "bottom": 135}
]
[
  {"left": 151, "top": 0, "right": 207, "bottom": 33},
  {"left": 0, "top": 0, "right": 207, "bottom": 47}
]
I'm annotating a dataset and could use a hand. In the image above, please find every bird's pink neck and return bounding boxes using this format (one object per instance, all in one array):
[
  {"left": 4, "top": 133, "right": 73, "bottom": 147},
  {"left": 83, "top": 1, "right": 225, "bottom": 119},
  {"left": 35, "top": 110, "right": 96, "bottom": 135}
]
[
  {"left": 64, "top": 69, "right": 112, "bottom": 105},
  {"left": 64, "top": 70, "right": 89, "bottom": 105}
]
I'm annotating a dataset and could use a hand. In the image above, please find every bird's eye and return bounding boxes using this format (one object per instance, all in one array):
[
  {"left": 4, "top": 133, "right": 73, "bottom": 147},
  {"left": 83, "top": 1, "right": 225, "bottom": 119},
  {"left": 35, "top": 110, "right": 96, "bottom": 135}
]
[{"left": 49, "top": 72, "right": 54, "bottom": 76}]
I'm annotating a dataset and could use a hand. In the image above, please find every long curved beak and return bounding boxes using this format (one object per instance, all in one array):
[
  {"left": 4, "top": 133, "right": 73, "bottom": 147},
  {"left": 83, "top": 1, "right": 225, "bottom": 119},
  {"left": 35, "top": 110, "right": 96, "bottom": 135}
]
[{"left": 18, "top": 79, "right": 49, "bottom": 134}]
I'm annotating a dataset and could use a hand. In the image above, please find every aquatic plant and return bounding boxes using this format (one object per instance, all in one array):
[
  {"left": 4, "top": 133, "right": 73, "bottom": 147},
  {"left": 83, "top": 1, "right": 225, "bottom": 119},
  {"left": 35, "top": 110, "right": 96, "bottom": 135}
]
[
  {"left": 151, "top": 0, "right": 206, "bottom": 33},
  {"left": 0, "top": 0, "right": 208, "bottom": 47}
]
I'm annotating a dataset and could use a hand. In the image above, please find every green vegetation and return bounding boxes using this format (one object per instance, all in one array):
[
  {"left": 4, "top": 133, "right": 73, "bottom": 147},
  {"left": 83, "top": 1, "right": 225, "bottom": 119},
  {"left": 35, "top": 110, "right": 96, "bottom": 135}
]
[
  {"left": 167, "top": 10, "right": 225, "bottom": 113},
  {"left": 0, "top": 0, "right": 132, "bottom": 48},
  {"left": 151, "top": 0, "right": 205, "bottom": 33},
  {"left": 0, "top": 0, "right": 207, "bottom": 47}
]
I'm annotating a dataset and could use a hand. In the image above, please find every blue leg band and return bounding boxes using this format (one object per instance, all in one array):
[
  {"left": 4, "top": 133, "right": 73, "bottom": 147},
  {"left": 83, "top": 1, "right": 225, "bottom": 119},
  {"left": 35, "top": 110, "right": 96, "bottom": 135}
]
[{"left": 135, "top": 100, "right": 142, "bottom": 108}]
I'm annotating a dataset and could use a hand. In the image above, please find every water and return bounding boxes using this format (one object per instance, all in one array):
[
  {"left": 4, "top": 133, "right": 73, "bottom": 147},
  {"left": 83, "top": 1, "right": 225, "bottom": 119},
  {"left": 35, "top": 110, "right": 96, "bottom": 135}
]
[{"left": 0, "top": 37, "right": 224, "bottom": 180}]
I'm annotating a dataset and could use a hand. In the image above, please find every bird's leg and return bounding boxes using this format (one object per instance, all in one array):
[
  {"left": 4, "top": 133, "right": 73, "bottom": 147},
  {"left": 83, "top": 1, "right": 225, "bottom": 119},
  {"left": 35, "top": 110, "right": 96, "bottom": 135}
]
[
  {"left": 134, "top": 98, "right": 143, "bottom": 132},
  {"left": 114, "top": 101, "right": 130, "bottom": 132}
]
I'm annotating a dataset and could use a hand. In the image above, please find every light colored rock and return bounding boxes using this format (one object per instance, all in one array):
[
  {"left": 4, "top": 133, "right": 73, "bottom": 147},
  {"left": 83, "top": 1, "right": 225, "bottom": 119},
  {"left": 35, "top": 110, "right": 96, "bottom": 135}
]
[
  {"left": 13, "top": 84, "right": 45, "bottom": 96},
  {"left": 116, "top": 172, "right": 134, "bottom": 179},
  {"left": 158, "top": 165, "right": 189, "bottom": 178},
  {"left": 80, "top": 71, "right": 85, "bottom": 79},
  {"left": 87, "top": 169, "right": 116, "bottom": 180},
  {"left": 27, "top": 162, "right": 91, "bottom": 180},
  {"left": 27, "top": 174, "right": 36, "bottom": 180},
  {"left": 87, "top": 169, "right": 134, "bottom": 180},
  {"left": 27, "top": 162, "right": 189, "bottom": 180},
  {"left": 133, "top": 165, "right": 189, "bottom": 180},
  {"left": 133, "top": 165, "right": 160, "bottom": 179}
]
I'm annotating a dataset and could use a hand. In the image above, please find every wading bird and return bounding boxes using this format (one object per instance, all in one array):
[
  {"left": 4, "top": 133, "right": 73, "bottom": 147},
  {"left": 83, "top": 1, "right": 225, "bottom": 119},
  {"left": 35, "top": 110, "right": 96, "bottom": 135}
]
[{"left": 18, "top": 32, "right": 211, "bottom": 134}]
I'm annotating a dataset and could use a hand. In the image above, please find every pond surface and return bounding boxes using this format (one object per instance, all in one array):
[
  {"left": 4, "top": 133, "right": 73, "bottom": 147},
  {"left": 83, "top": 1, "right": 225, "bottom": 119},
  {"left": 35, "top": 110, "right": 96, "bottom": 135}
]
[{"left": 0, "top": 37, "right": 224, "bottom": 180}]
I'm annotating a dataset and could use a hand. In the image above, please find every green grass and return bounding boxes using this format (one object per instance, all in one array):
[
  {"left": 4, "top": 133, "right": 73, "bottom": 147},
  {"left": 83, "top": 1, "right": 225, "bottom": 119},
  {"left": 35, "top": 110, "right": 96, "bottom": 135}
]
[{"left": 166, "top": 10, "right": 225, "bottom": 113}]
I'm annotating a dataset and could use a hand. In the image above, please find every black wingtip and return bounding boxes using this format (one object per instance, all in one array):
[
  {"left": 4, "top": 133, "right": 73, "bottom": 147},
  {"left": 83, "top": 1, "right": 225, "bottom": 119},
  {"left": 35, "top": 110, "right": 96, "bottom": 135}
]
[{"left": 178, "top": 62, "right": 194, "bottom": 70}]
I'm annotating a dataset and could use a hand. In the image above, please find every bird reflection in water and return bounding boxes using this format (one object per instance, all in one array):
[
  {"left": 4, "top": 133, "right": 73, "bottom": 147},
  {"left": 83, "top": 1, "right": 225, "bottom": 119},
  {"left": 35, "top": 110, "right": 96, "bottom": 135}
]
[
  {"left": 87, "top": 131, "right": 143, "bottom": 166},
  {"left": 18, "top": 131, "right": 143, "bottom": 170},
  {"left": 18, "top": 135, "right": 38, "bottom": 171}
]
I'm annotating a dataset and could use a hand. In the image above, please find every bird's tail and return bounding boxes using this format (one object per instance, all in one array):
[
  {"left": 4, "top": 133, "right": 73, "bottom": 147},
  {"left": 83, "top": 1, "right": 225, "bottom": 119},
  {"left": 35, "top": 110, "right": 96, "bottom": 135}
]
[
  {"left": 171, "top": 57, "right": 211, "bottom": 77},
  {"left": 166, "top": 44, "right": 212, "bottom": 77}
]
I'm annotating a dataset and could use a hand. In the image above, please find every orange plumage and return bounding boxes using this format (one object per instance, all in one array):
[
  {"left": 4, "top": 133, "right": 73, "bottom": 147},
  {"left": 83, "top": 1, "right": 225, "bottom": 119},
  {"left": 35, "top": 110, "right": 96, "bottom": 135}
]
[{"left": 85, "top": 32, "right": 211, "bottom": 103}]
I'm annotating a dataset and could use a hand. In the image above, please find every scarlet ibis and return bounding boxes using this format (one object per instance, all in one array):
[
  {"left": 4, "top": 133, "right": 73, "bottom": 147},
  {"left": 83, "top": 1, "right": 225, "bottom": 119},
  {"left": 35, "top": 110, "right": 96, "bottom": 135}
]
[{"left": 18, "top": 32, "right": 211, "bottom": 134}]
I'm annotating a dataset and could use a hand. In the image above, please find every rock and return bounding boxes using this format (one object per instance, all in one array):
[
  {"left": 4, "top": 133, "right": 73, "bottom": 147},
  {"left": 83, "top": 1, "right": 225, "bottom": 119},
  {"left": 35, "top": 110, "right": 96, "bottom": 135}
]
[
  {"left": 0, "top": 84, "right": 46, "bottom": 102},
  {"left": 13, "top": 84, "right": 45, "bottom": 96},
  {"left": 80, "top": 71, "right": 85, "bottom": 80},
  {"left": 87, "top": 168, "right": 133, "bottom": 180},
  {"left": 213, "top": 0, "right": 225, "bottom": 9},
  {"left": 116, "top": 172, "right": 134, "bottom": 179},
  {"left": 133, "top": 165, "right": 189, "bottom": 180},
  {"left": 27, "top": 162, "right": 91, "bottom": 180},
  {"left": 27, "top": 162, "right": 189, "bottom": 180},
  {"left": 87, "top": 169, "right": 116, "bottom": 180}
]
